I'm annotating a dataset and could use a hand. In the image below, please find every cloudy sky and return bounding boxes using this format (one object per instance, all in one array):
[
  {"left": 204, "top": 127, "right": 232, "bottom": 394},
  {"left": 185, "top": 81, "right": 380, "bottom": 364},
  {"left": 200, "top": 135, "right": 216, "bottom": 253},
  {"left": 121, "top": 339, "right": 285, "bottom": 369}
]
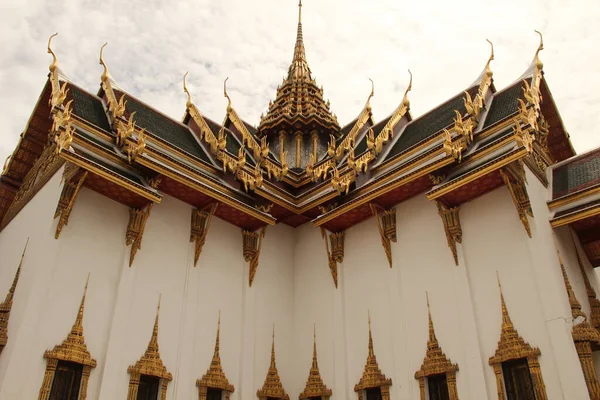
[{"left": 1, "top": 0, "right": 599, "bottom": 164}]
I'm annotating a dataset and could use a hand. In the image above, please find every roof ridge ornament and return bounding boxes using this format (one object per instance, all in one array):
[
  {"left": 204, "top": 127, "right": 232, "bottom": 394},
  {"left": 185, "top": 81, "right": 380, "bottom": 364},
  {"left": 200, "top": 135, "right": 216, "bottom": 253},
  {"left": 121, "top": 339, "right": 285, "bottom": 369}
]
[
  {"left": 99, "top": 42, "right": 126, "bottom": 121},
  {"left": 47, "top": 33, "right": 69, "bottom": 110},
  {"left": 47, "top": 33, "right": 59, "bottom": 73},
  {"left": 224, "top": 77, "right": 232, "bottom": 112},
  {"left": 183, "top": 71, "right": 193, "bottom": 109}
]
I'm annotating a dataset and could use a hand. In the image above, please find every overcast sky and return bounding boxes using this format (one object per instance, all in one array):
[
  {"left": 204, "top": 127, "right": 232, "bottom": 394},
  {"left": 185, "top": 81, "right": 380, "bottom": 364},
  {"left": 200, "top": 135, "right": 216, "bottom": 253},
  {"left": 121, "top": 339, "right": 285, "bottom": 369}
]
[{"left": 1, "top": 0, "right": 599, "bottom": 165}]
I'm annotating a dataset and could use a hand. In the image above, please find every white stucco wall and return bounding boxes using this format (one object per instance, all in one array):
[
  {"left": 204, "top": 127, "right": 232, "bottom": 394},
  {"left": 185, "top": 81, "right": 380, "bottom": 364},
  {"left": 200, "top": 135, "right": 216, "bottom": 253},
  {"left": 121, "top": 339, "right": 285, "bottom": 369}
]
[{"left": 0, "top": 163, "right": 597, "bottom": 400}]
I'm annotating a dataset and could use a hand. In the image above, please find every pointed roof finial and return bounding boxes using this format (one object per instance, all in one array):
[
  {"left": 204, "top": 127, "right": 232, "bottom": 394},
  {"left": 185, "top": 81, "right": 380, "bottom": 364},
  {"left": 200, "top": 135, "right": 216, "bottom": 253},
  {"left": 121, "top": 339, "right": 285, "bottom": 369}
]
[
  {"left": 71, "top": 274, "right": 90, "bottom": 336},
  {"left": 402, "top": 70, "right": 413, "bottom": 108},
  {"left": 47, "top": 33, "right": 59, "bottom": 73},
  {"left": 7, "top": 239, "right": 28, "bottom": 298},
  {"left": 299, "top": 0, "right": 302, "bottom": 22},
  {"left": 215, "top": 310, "right": 221, "bottom": 356},
  {"left": 485, "top": 39, "right": 494, "bottom": 77},
  {"left": 99, "top": 42, "right": 110, "bottom": 82},
  {"left": 289, "top": 0, "right": 309, "bottom": 79},
  {"left": 426, "top": 291, "right": 436, "bottom": 342},
  {"left": 496, "top": 272, "right": 512, "bottom": 326},
  {"left": 368, "top": 310, "right": 374, "bottom": 357},
  {"left": 534, "top": 30, "right": 544, "bottom": 70},
  {"left": 366, "top": 78, "right": 375, "bottom": 110},
  {"left": 183, "top": 71, "right": 193, "bottom": 109},
  {"left": 224, "top": 77, "right": 232, "bottom": 111}
]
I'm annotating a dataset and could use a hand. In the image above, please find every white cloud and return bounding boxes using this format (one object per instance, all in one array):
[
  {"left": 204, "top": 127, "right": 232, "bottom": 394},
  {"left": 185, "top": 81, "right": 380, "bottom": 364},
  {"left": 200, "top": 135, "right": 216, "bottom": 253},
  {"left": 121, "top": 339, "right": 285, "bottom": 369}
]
[{"left": 1, "top": 0, "right": 599, "bottom": 164}]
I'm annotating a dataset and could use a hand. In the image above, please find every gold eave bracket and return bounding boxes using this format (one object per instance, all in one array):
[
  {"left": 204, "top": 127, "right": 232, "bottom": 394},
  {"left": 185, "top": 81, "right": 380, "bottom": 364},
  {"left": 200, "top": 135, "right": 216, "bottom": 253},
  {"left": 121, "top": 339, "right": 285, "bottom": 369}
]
[
  {"left": 436, "top": 202, "right": 462, "bottom": 266},
  {"left": 127, "top": 204, "right": 153, "bottom": 266},
  {"left": 320, "top": 228, "right": 345, "bottom": 287},
  {"left": 370, "top": 204, "right": 396, "bottom": 268},
  {"left": 190, "top": 203, "right": 218, "bottom": 267},
  {"left": 54, "top": 167, "right": 88, "bottom": 239},
  {"left": 500, "top": 162, "right": 533, "bottom": 237},
  {"left": 243, "top": 228, "right": 266, "bottom": 287}
]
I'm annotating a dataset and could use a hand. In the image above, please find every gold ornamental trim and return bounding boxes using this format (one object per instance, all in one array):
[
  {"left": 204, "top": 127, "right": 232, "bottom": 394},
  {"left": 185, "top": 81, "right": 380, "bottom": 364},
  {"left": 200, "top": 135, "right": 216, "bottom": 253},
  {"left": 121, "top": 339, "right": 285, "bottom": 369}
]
[
  {"left": 414, "top": 294, "right": 459, "bottom": 400},
  {"left": 436, "top": 202, "right": 461, "bottom": 266},
  {"left": 190, "top": 204, "right": 218, "bottom": 267},
  {"left": 243, "top": 228, "right": 266, "bottom": 287},
  {"left": 54, "top": 167, "right": 88, "bottom": 239},
  {"left": 127, "top": 297, "right": 172, "bottom": 400},
  {"left": 257, "top": 328, "right": 289, "bottom": 400},
  {"left": 299, "top": 327, "right": 332, "bottom": 400},
  {"left": 39, "top": 276, "right": 96, "bottom": 400},
  {"left": 354, "top": 315, "right": 392, "bottom": 400},
  {"left": 320, "top": 229, "right": 344, "bottom": 287},
  {"left": 370, "top": 205, "right": 396, "bottom": 268},
  {"left": 196, "top": 313, "right": 234, "bottom": 399},
  {"left": 500, "top": 162, "right": 533, "bottom": 238},
  {"left": 489, "top": 274, "right": 547, "bottom": 400},
  {"left": 0, "top": 240, "right": 28, "bottom": 354},
  {"left": 126, "top": 204, "right": 153, "bottom": 267}
]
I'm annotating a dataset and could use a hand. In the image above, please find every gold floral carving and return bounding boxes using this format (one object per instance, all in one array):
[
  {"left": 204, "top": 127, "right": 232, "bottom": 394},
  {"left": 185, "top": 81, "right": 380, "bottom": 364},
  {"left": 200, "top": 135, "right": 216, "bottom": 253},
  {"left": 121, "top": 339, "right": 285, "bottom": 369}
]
[
  {"left": 489, "top": 275, "right": 547, "bottom": 400},
  {"left": 354, "top": 315, "right": 392, "bottom": 400},
  {"left": 243, "top": 227, "right": 266, "bottom": 287},
  {"left": 570, "top": 231, "right": 600, "bottom": 332},
  {"left": 257, "top": 328, "right": 289, "bottom": 400},
  {"left": 196, "top": 313, "right": 234, "bottom": 400},
  {"left": 299, "top": 327, "right": 332, "bottom": 400},
  {"left": 500, "top": 162, "right": 533, "bottom": 238},
  {"left": 0, "top": 240, "right": 27, "bottom": 355},
  {"left": 555, "top": 246, "right": 600, "bottom": 399},
  {"left": 190, "top": 204, "right": 218, "bottom": 267},
  {"left": 126, "top": 204, "right": 153, "bottom": 267},
  {"left": 54, "top": 170, "right": 88, "bottom": 239},
  {"left": 436, "top": 202, "right": 461, "bottom": 266},
  {"left": 370, "top": 204, "right": 396, "bottom": 268},
  {"left": 1, "top": 144, "right": 65, "bottom": 229},
  {"left": 127, "top": 297, "right": 172, "bottom": 400},
  {"left": 414, "top": 294, "right": 459, "bottom": 400},
  {"left": 39, "top": 276, "right": 96, "bottom": 400}
]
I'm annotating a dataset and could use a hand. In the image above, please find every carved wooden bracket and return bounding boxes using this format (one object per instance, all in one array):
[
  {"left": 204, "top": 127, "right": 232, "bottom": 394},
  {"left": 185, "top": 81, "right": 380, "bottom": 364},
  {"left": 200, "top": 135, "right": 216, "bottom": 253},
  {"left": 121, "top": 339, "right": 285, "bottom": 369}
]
[
  {"left": 54, "top": 168, "right": 88, "bottom": 239},
  {"left": 436, "top": 202, "right": 462, "bottom": 266},
  {"left": 126, "top": 204, "right": 153, "bottom": 267},
  {"left": 242, "top": 227, "right": 266, "bottom": 287},
  {"left": 370, "top": 204, "right": 396, "bottom": 268},
  {"left": 320, "top": 229, "right": 345, "bottom": 288},
  {"left": 190, "top": 204, "right": 218, "bottom": 267},
  {"left": 500, "top": 162, "right": 533, "bottom": 238}
]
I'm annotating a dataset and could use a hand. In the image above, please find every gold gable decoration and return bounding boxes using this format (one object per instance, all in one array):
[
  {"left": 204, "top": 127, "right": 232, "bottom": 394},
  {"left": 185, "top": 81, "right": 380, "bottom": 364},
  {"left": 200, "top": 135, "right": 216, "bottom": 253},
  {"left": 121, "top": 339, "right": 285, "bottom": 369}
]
[
  {"left": 414, "top": 294, "right": 459, "bottom": 400},
  {"left": 488, "top": 275, "right": 547, "bottom": 400},
  {"left": 197, "top": 313, "right": 234, "bottom": 400},
  {"left": 354, "top": 315, "right": 392, "bottom": 400},
  {"left": 0, "top": 240, "right": 28, "bottom": 355},
  {"left": 127, "top": 297, "right": 172, "bottom": 400},
  {"left": 299, "top": 327, "right": 332, "bottom": 400},
  {"left": 257, "top": 328, "right": 290, "bottom": 400},
  {"left": 39, "top": 276, "right": 96, "bottom": 400},
  {"left": 555, "top": 245, "right": 600, "bottom": 399}
]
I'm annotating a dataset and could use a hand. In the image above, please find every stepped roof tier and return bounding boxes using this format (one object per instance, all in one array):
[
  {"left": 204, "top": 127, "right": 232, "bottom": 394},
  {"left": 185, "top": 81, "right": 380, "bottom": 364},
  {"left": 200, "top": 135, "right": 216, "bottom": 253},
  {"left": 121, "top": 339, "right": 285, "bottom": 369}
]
[{"left": 0, "top": 14, "right": 575, "bottom": 240}]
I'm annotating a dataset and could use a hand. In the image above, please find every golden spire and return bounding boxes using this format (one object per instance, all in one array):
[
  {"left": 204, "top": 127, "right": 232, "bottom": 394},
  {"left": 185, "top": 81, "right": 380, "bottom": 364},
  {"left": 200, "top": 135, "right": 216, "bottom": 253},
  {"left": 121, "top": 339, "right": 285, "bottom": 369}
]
[
  {"left": 289, "top": 0, "right": 310, "bottom": 80},
  {"left": 299, "top": 325, "right": 332, "bottom": 399},
  {"left": 354, "top": 313, "right": 392, "bottom": 393},
  {"left": 415, "top": 293, "right": 458, "bottom": 380},
  {"left": 0, "top": 240, "right": 28, "bottom": 351},
  {"left": 489, "top": 273, "right": 540, "bottom": 365},
  {"left": 47, "top": 33, "right": 59, "bottom": 73},
  {"left": 196, "top": 311, "right": 235, "bottom": 393},
  {"left": 128, "top": 295, "right": 172, "bottom": 380},
  {"left": 257, "top": 325, "right": 289, "bottom": 399},
  {"left": 43, "top": 275, "right": 97, "bottom": 367}
]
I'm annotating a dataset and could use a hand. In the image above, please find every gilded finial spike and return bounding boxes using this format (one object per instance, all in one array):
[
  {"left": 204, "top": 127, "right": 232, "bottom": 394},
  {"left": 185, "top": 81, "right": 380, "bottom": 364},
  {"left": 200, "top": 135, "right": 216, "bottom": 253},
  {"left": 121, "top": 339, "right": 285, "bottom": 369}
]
[
  {"left": 298, "top": 0, "right": 302, "bottom": 22},
  {"left": 183, "top": 71, "right": 193, "bottom": 109},
  {"left": 224, "top": 77, "right": 232, "bottom": 110},
  {"left": 365, "top": 78, "right": 375, "bottom": 110},
  {"left": 486, "top": 39, "right": 495, "bottom": 62},
  {"left": 533, "top": 30, "right": 544, "bottom": 70},
  {"left": 99, "top": 42, "right": 110, "bottom": 82},
  {"left": 71, "top": 274, "right": 89, "bottom": 336},
  {"left": 367, "top": 311, "right": 374, "bottom": 356},
  {"left": 47, "top": 33, "right": 59, "bottom": 73},
  {"left": 10, "top": 238, "right": 29, "bottom": 294},
  {"left": 534, "top": 30, "right": 544, "bottom": 54},
  {"left": 402, "top": 70, "right": 413, "bottom": 107}
]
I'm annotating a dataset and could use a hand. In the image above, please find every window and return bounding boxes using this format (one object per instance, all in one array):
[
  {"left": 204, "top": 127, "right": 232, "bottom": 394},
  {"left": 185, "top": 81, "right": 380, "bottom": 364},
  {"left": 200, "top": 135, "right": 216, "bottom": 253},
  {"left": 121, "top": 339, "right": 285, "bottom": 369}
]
[
  {"left": 502, "top": 358, "right": 535, "bottom": 400},
  {"left": 366, "top": 388, "right": 382, "bottom": 400},
  {"left": 427, "top": 373, "right": 450, "bottom": 400},
  {"left": 49, "top": 361, "right": 83, "bottom": 400},
  {"left": 206, "top": 388, "right": 222, "bottom": 400},
  {"left": 136, "top": 375, "right": 160, "bottom": 400}
]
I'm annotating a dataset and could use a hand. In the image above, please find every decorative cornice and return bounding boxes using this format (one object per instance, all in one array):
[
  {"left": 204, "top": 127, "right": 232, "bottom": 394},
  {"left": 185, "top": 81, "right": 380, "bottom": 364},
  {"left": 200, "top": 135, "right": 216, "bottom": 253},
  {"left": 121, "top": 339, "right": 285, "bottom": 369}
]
[
  {"left": 436, "top": 202, "right": 461, "bottom": 266},
  {"left": 354, "top": 315, "right": 392, "bottom": 393},
  {"left": 370, "top": 204, "right": 396, "bottom": 268},
  {"left": 126, "top": 204, "right": 153, "bottom": 267},
  {"left": 128, "top": 296, "right": 172, "bottom": 381},
  {"left": 257, "top": 328, "right": 289, "bottom": 400},
  {"left": 0, "top": 240, "right": 28, "bottom": 353},
  {"left": 196, "top": 313, "right": 234, "bottom": 397},
  {"left": 44, "top": 275, "right": 96, "bottom": 367},
  {"left": 299, "top": 326, "right": 332, "bottom": 400},
  {"left": 54, "top": 168, "right": 88, "bottom": 239},
  {"left": 190, "top": 203, "right": 218, "bottom": 267},
  {"left": 243, "top": 227, "right": 266, "bottom": 287}
]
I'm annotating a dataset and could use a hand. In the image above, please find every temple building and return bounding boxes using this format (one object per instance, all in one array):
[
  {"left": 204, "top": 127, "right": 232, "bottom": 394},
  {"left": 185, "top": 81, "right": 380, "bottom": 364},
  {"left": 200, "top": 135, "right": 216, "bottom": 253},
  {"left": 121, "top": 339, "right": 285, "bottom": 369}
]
[{"left": 2, "top": 1, "right": 600, "bottom": 399}]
